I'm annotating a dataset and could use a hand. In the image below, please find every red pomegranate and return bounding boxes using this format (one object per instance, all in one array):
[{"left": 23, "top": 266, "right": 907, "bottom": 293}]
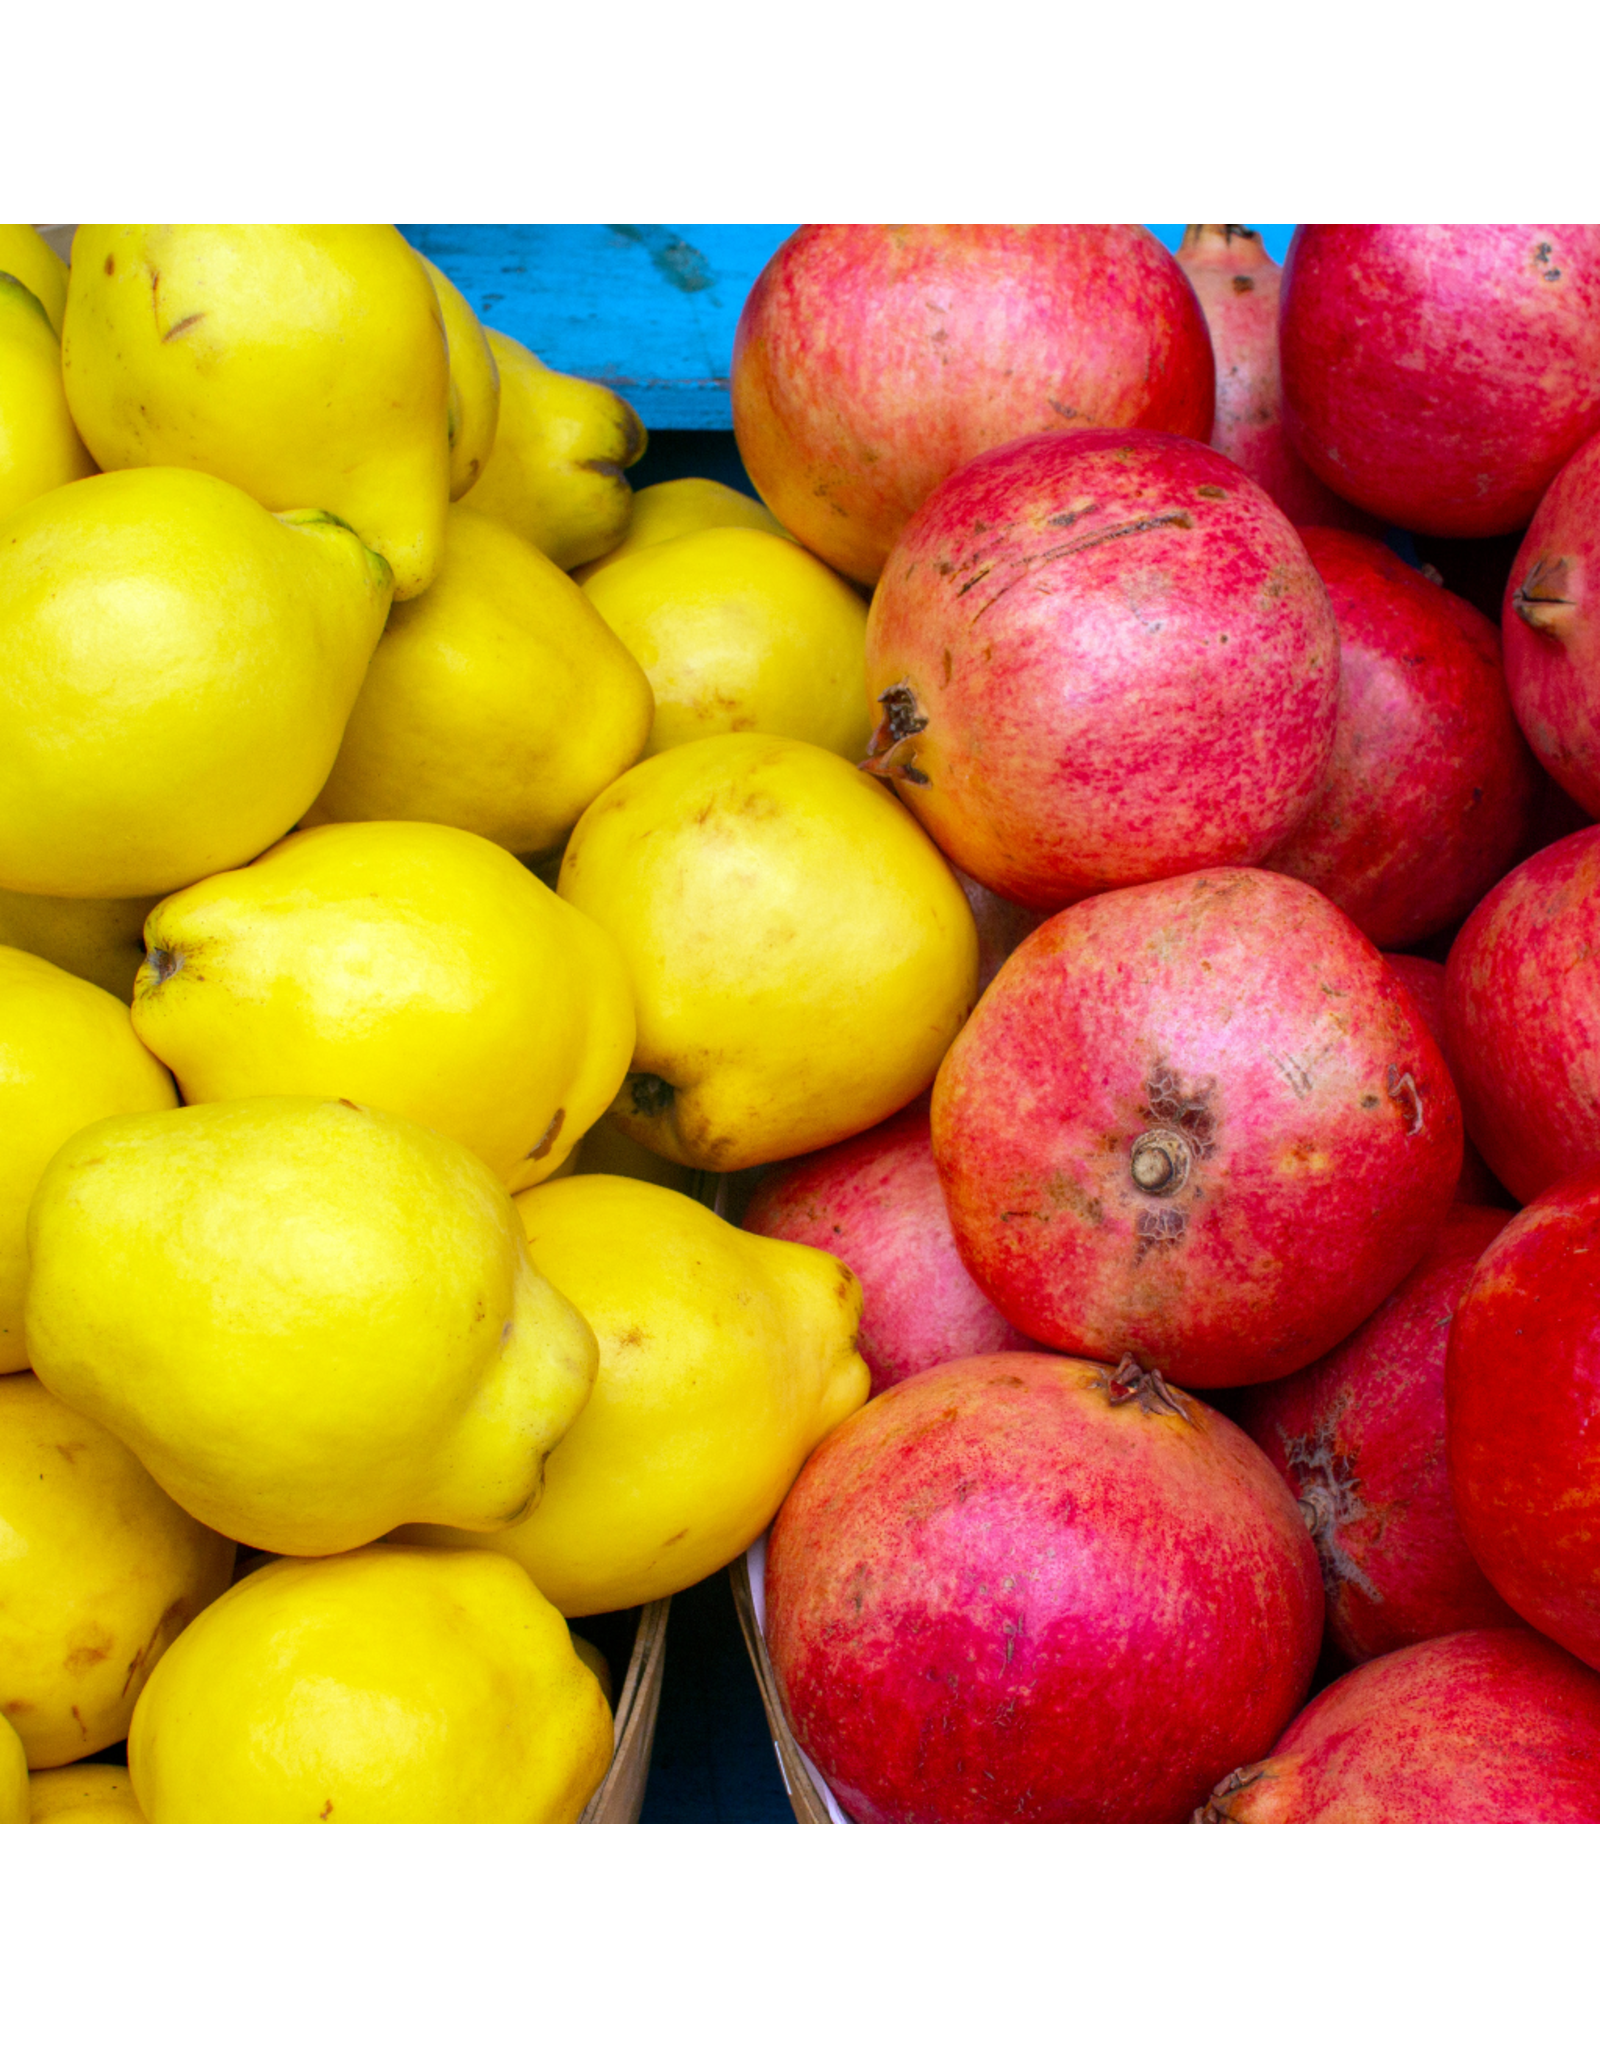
[
  {"left": 1174, "top": 225, "right": 1373, "bottom": 531},
  {"left": 766, "top": 1352, "right": 1322, "bottom": 1824},
  {"left": 741, "top": 1103, "right": 1034, "bottom": 1398},
  {"left": 1264, "top": 527, "right": 1539, "bottom": 948},
  {"left": 1197, "top": 1628, "right": 1600, "bottom": 1822},
  {"left": 1447, "top": 1168, "right": 1600, "bottom": 1669},
  {"left": 1503, "top": 429, "right": 1600, "bottom": 817},
  {"left": 1279, "top": 225, "right": 1600, "bottom": 538},
  {"left": 862, "top": 430, "right": 1340, "bottom": 910},
  {"left": 1442, "top": 825, "right": 1600, "bottom": 1201},
  {"left": 1380, "top": 955, "right": 1503, "bottom": 1203},
  {"left": 932, "top": 868, "right": 1463, "bottom": 1387},
  {"left": 1237, "top": 1203, "right": 1519, "bottom": 1664},
  {"left": 731, "top": 225, "right": 1215, "bottom": 585}
]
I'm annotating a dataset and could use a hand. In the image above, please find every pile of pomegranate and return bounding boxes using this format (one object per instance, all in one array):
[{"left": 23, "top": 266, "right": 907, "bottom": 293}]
[{"left": 733, "top": 223, "right": 1600, "bottom": 1824}]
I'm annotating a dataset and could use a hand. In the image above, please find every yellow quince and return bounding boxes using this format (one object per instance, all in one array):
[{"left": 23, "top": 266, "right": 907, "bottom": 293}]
[
  {"left": 129, "top": 1545, "right": 613, "bottom": 1822},
  {"left": 0, "top": 945, "right": 177, "bottom": 1372},
  {"left": 462, "top": 330, "right": 644, "bottom": 569},
  {"left": 0, "top": 272, "right": 95, "bottom": 522},
  {"left": 0, "top": 225, "right": 68, "bottom": 331},
  {"left": 400, "top": 1175, "right": 868, "bottom": 1614},
  {"left": 24, "top": 1096, "right": 598, "bottom": 1555},
  {"left": 132, "top": 820, "right": 635, "bottom": 1189},
  {"left": 0, "top": 467, "right": 391, "bottom": 899},
  {"left": 575, "top": 474, "right": 786, "bottom": 580},
  {"left": 0, "top": 1373, "right": 234, "bottom": 1767},
  {"left": 559, "top": 735, "right": 979, "bottom": 1169},
  {"left": 0, "top": 892, "right": 158, "bottom": 1004},
  {"left": 29, "top": 1764, "right": 147, "bottom": 1823},
  {"left": 421, "top": 256, "right": 500, "bottom": 499},
  {"left": 62, "top": 225, "right": 450, "bottom": 597},
  {"left": 0, "top": 1714, "right": 24, "bottom": 1823}
]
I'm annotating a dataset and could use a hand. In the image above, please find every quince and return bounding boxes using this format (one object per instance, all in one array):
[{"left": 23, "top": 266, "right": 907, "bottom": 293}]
[
  {"left": 24, "top": 1096, "right": 598, "bottom": 1555},
  {"left": 129, "top": 1546, "right": 613, "bottom": 1822},
  {"left": 132, "top": 820, "right": 635, "bottom": 1189},
  {"left": 420, "top": 257, "right": 500, "bottom": 499},
  {"left": 305, "top": 505, "right": 652, "bottom": 857},
  {"left": 63, "top": 225, "right": 450, "bottom": 598},
  {"left": 0, "top": 892, "right": 157, "bottom": 1003},
  {"left": 0, "top": 225, "right": 68, "bottom": 331},
  {"left": 400, "top": 1174, "right": 869, "bottom": 1614},
  {"left": 462, "top": 330, "right": 644, "bottom": 570},
  {"left": 0, "top": 272, "right": 95, "bottom": 522},
  {"left": 575, "top": 475, "right": 786, "bottom": 581},
  {"left": 0, "top": 1714, "right": 23, "bottom": 1823},
  {"left": 559, "top": 734, "right": 979, "bottom": 1169},
  {"left": 0, "top": 1373, "right": 234, "bottom": 1766},
  {"left": 29, "top": 1763, "right": 146, "bottom": 1823},
  {"left": 0, "top": 467, "right": 391, "bottom": 899},
  {"left": 0, "top": 945, "right": 176, "bottom": 1372}
]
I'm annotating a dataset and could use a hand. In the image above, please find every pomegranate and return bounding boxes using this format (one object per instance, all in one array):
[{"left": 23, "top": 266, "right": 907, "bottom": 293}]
[
  {"left": 1380, "top": 955, "right": 1503, "bottom": 1203},
  {"left": 731, "top": 225, "right": 1215, "bottom": 586},
  {"left": 1264, "top": 527, "right": 1538, "bottom": 949},
  {"left": 742, "top": 1103, "right": 1034, "bottom": 1398},
  {"left": 932, "top": 867, "right": 1463, "bottom": 1387},
  {"left": 1237, "top": 1203, "right": 1519, "bottom": 1664},
  {"left": 766, "top": 1352, "right": 1322, "bottom": 1824},
  {"left": 1447, "top": 1168, "right": 1600, "bottom": 1669},
  {"left": 1279, "top": 225, "right": 1600, "bottom": 537},
  {"left": 1174, "top": 224, "right": 1374, "bottom": 531},
  {"left": 1197, "top": 1628, "right": 1600, "bottom": 1822},
  {"left": 1442, "top": 825, "right": 1600, "bottom": 1201},
  {"left": 1504, "top": 429, "right": 1600, "bottom": 817},
  {"left": 953, "top": 869, "right": 1048, "bottom": 996},
  {"left": 863, "top": 429, "right": 1339, "bottom": 910}
]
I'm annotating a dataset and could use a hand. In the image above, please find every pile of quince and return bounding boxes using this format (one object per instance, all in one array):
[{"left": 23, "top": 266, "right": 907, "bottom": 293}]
[{"left": 0, "top": 225, "right": 980, "bottom": 1823}]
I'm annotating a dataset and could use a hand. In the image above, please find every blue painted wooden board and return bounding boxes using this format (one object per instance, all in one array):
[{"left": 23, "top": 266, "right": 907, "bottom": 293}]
[{"left": 401, "top": 224, "right": 1298, "bottom": 431}]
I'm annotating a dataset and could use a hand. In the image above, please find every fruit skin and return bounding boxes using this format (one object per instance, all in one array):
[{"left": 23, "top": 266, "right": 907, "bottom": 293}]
[
  {"left": 1236, "top": 1204, "right": 1518, "bottom": 1664},
  {"left": 63, "top": 225, "right": 450, "bottom": 598},
  {"left": 461, "top": 330, "right": 645, "bottom": 571},
  {"left": 304, "top": 504, "right": 652, "bottom": 858},
  {"left": 1446, "top": 1168, "right": 1600, "bottom": 1669},
  {"left": 0, "top": 1713, "right": 24, "bottom": 1823},
  {"left": 128, "top": 1545, "right": 613, "bottom": 1823},
  {"left": 582, "top": 526, "right": 872, "bottom": 761},
  {"left": 24, "top": 1096, "right": 598, "bottom": 1556},
  {"left": 1502, "top": 430, "right": 1600, "bottom": 817},
  {"left": 132, "top": 820, "right": 635, "bottom": 1189},
  {"left": 0, "top": 892, "right": 159, "bottom": 1003},
  {"left": 862, "top": 429, "right": 1339, "bottom": 909},
  {"left": 28, "top": 1763, "right": 146, "bottom": 1823},
  {"left": 399, "top": 1174, "right": 869, "bottom": 1614},
  {"left": 559, "top": 734, "right": 979, "bottom": 1171},
  {"left": 0, "top": 225, "right": 68, "bottom": 331},
  {"left": 766, "top": 1352, "right": 1322, "bottom": 1824},
  {"left": 0, "top": 946, "right": 176, "bottom": 1371},
  {"left": 0, "top": 1373, "right": 234, "bottom": 1767},
  {"left": 0, "top": 271, "right": 95, "bottom": 522},
  {"left": 1380, "top": 953, "right": 1503, "bottom": 1203},
  {"left": 743, "top": 1103, "right": 1034, "bottom": 1397},
  {"left": 0, "top": 467, "right": 392, "bottom": 899},
  {"left": 1279, "top": 225, "right": 1600, "bottom": 538},
  {"left": 1442, "top": 825, "right": 1600, "bottom": 1201},
  {"left": 1264, "top": 527, "right": 1538, "bottom": 948},
  {"left": 575, "top": 475, "right": 786, "bottom": 581},
  {"left": 419, "top": 257, "right": 500, "bottom": 499},
  {"left": 933, "top": 868, "right": 1462, "bottom": 1387},
  {"left": 1173, "top": 225, "right": 1373, "bottom": 531},
  {"left": 1199, "top": 1628, "right": 1600, "bottom": 1822},
  {"left": 732, "top": 224, "right": 1215, "bottom": 585}
]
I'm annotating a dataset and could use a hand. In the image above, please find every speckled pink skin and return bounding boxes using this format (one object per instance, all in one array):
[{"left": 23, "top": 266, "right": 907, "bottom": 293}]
[
  {"left": 731, "top": 225, "right": 1215, "bottom": 587},
  {"left": 1447, "top": 1169, "right": 1600, "bottom": 1669},
  {"left": 1236, "top": 1204, "right": 1518, "bottom": 1665},
  {"left": 1380, "top": 955, "right": 1503, "bottom": 1204},
  {"left": 1174, "top": 226, "right": 1374, "bottom": 532},
  {"left": 1503, "top": 430, "right": 1600, "bottom": 817},
  {"left": 1265, "top": 528, "right": 1539, "bottom": 948},
  {"left": 1199, "top": 1628, "right": 1600, "bottom": 1822},
  {"left": 1442, "top": 825, "right": 1600, "bottom": 1201},
  {"left": 766, "top": 1352, "right": 1322, "bottom": 1824},
  {"left": 742, "top": 1104, "right": 1034, "bottom": 1398},
  {"left": 932, "top": 868, "right": 1463, "bottom": 1387},
  {"left": 863, "top": 430, "right": 1340, "bottom": 910},
  {"left": 1279, "top": 225, "right": 1600, "bottom": 538}
]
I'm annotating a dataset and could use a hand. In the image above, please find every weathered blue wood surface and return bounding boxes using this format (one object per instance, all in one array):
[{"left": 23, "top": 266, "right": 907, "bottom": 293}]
[{"left": 400, "top": 224, "right": 1297, "bottom": 431}]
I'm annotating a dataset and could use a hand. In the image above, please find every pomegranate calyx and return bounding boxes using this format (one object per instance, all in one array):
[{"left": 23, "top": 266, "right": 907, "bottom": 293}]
[
  {"left": 1193, "top": 1764, "right": 1266, "bottom": 1822},
  {"left": 863, "top": 682, "right": 931, "bottom": 787},
  {"left": 1513, "top": 556, "right": 1576, "bottom": 640},
  {"left": 1098, "top": 1353, "right": 1191, "bottom": 1422}
]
